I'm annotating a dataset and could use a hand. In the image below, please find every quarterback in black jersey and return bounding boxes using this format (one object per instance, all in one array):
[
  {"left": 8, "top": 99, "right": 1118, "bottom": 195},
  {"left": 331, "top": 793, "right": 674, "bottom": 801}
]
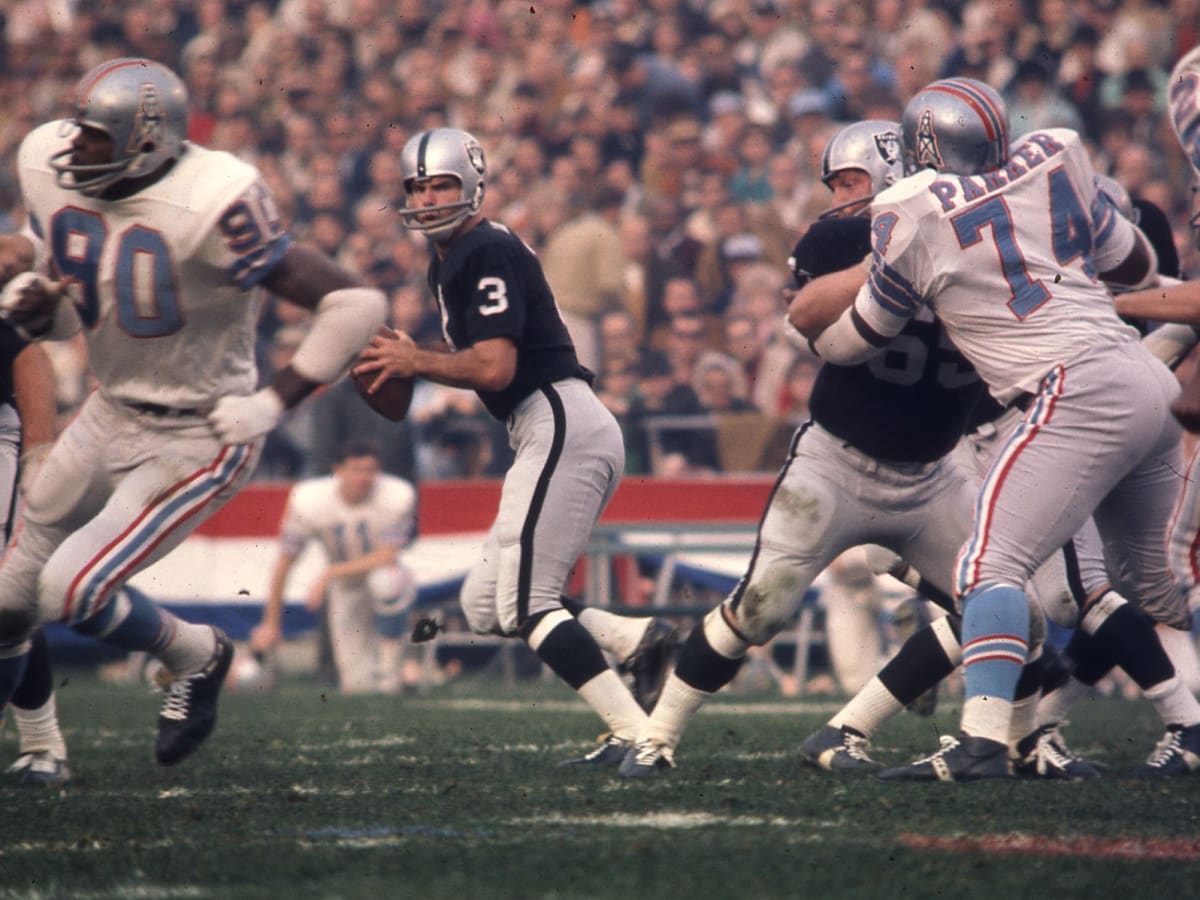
[{"left": 356, "top": 128, "right": 658, "bottom": 764}]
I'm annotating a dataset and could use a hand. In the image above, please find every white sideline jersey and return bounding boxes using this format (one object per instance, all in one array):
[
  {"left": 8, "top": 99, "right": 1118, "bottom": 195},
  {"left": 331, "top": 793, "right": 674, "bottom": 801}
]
[
  {"left": 856, "top": 128, "right": 1141, "bottom": 404},
  {"left": 280, "top": 475, "right": 417, "bottom": 576},
  {"left": 17, "top": 121, "right": 292, "bottom": 409}
]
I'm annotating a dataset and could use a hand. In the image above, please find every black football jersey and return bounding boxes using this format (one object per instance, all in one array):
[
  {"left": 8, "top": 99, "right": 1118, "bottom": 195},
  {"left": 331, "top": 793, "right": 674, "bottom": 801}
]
[
  {"left": 428, "top": 220, "right": 591, "bottom": 420},
  {"left": 810, "top": 313, "right": 986, "bottom": 463},
  {"left": 0, "top": 321, "right": 27, "bottom": 407}
]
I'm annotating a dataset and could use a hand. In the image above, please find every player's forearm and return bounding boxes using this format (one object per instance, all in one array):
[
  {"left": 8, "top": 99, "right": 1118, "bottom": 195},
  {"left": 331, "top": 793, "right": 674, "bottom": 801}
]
[
  {"left": 787, "top": 264, "right": 867, "bottom": 342},
  {"left": 412, "top": 340, "right": 515, "bottom": 392},
  {"left": 12, "top": 343, "right": 57, "bottom": 446},
  {"left": 261, "top": 557, "right": 297, "bottom": 630},
  {"left": 1115, "top": 280, "right": 1200, "bottom": 327},
  {"left": 324, "top": 544, "right": 402, "bottom": 581}
]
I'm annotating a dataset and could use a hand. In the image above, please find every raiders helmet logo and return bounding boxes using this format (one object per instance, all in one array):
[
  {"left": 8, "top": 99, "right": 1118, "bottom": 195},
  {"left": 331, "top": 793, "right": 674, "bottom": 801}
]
[
  {"left": 466, "top": 141, "right": 485, "bottom": 175},
  {"left": 127, "top": 83, "right": 166, "bottom": 154},
  {"left": 874, "top": 129, "right": 901, "bottom": 167},
  {"left": 914, "top": 108, "right": 944, "bottom": 169}
]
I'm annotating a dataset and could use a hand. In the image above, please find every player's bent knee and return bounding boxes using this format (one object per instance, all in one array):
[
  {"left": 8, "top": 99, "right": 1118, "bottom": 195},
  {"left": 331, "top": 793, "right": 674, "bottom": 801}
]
[{"left": 727, "top": 569, "right": 806, "bottom": 645}]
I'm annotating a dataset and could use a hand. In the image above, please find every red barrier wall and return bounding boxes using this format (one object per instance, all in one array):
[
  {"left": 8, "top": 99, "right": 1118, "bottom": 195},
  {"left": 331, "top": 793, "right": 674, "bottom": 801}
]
[{"left": 197, "top": 476, "right": 775, "bottom": 538}]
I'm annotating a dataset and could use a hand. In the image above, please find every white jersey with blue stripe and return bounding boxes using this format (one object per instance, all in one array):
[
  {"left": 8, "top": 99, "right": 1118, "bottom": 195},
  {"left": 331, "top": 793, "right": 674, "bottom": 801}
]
[
  {"left": 854, "top": 128, "right": 1141, "bottom": 405},
  {"left": 18, "top": 121, "right": 292, "bottom": 410}
]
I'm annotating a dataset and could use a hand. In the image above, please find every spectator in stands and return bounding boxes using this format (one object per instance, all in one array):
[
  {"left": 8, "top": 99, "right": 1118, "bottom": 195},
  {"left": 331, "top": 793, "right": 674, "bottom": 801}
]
[
  {"left": 541, "top": 185, "right": 628, "bottom": 371},
  {"left": 627, "top": 349, "right": 719, "bottom": 476}
]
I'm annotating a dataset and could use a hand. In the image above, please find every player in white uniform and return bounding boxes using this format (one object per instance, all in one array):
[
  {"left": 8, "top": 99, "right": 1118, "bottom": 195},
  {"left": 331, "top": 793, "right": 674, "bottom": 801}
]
[
  {"left": 0, "top": 58, "right": 387, "bottom": 767},
  {"left": 794, "top": 77, "right": 1200, "bottom": 780},
  {"left": 251, "top": 438, "right": 418, "bottom": 694}
]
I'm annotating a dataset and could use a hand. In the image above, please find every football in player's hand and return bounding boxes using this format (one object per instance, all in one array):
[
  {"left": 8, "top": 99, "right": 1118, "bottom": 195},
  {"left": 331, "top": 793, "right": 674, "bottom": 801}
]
[{"left": 352, "top": 368, "right": 414, "bottom": 421}]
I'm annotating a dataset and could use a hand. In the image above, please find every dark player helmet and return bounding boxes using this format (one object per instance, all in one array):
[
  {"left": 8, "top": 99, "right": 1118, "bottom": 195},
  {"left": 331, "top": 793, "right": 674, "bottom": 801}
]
[
  {"left": 50, "top": 57, "right": 189, "bottom": 197},
  {"left": 398, "top": 128, "right": 487, "bottom": 241},
  {"left": 901, "top": 77, "right": 1009, "bottom": 176}
]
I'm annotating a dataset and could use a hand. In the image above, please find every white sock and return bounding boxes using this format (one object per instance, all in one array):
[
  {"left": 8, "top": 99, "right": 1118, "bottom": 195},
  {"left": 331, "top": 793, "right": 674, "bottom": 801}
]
[
  {"left": 641, "top": 673, "right": 711, "bottom": 750},
  {"left": 961, "top": 695, "right": 1013, "bottom": 745},
  {"left": 1007, "top": 691, "right": 1039, "bottom": 752},
  {"left": 829, "top": 677, "right": 903, "bottom": 737},
  {"left": 157, "top": 621, "right": 217, "bottom": 676},
  {"left": 1036, "top": 676, "right": 1088, "bottom": 729},
  {"left": 1156, "top": 624, "right": 1200, "bottom": 694},
  {"left": 575, "top": 608, "right": 650, "bottom": 664},
  {"left": 13, "top": 694, "right": 68, "bottom": 760},
  {"left": 1143, "top": 675, "right": 1200, "bottom": 727},
  {"left": 576, "top": 668, "right": 649, "bottom": 741}
]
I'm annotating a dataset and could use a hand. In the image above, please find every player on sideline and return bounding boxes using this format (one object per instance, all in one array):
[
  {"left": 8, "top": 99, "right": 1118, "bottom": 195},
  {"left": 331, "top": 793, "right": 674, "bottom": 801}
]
[
  {"left": 793, "top": 77, "right": 1200, "bottom": 780},
  {"left": 355, "top": 128, "right": 656, "bottom": 763},
  {"left": 251, "top": 437, "right": 418, "bottom": 695},
  {"left": 0, "top": 58, "right": 387, "bottom": 766},
  {"left": 617, "top": 121, "right": 1019, "bottom": 778}
]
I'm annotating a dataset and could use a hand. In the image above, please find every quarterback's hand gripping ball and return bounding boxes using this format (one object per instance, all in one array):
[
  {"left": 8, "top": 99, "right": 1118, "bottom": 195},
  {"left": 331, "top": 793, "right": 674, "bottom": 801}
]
[{"left": 352, "top": 327, "right": 415, "bottom": 421}]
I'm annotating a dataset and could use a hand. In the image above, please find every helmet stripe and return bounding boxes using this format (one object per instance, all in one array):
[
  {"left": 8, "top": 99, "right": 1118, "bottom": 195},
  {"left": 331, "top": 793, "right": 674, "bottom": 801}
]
[
  {"left": 415, "top": 130, "right": 431, "bottom": 179},
  {"left": 931, "top": 80, "right": 1007, "bottom": 147},
  {"left": 78, "top": 58, "right": 149, "bottom": 104}
]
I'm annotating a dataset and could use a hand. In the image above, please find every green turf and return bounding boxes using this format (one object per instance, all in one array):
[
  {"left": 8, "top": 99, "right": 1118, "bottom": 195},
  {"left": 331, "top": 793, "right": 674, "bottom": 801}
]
[{"left": 3, "top": 673, "right": 1199, "bottom": 899}]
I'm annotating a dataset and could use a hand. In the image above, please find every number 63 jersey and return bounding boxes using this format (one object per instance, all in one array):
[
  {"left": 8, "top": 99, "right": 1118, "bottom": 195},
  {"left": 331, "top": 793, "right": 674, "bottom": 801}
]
[
  {"left": 17, "top": 120, "right": 292, "bottom": 410},
  {"left": 857, "top": 128, "right": 1144, "bottom": 406}
]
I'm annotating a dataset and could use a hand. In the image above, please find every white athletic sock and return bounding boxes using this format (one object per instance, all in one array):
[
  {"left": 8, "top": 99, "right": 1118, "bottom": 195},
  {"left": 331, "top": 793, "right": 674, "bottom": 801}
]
[
  {"left": 576, "top": 668, "right": 649, "bottom": 741},
  {"left": 1007, "top": 691, "right": 1039, "bottom": 752},
  {"left": 1156, "top": 624, "right": 1200, "bottom": 694},
  {"left": 961, "top": 695, "right": 1013, "bottom": 745},
  {"left": 1036, "top": 676, "right": 1088, "bottom": 729},
  {"left": 574, "top": 607, "right": 650, "bottom": 663},
  {"left": 157, "top": 620, "right": 217, "bottom": 677},
  {"left": 641, "top": 673, "right": 710, "bottom": 750},
  {"left": 1143, "top": 675, "right": 1200, "bottom": 727},
  {"left": 13, "top": 694, "right": 67, "bottom": 760},
  {"left": 829, "top": 676, "right": 903, "bottom": 736}
]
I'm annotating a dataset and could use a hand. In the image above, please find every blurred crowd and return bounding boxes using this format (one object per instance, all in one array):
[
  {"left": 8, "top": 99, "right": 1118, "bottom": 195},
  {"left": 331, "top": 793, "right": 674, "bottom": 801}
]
[{"left": 2, "top": 0, "right": 1198, "bottom": 483}]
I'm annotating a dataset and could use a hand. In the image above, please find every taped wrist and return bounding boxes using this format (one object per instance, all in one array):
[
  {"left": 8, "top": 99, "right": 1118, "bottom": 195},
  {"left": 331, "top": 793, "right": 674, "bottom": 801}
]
[{"left": 289, "top": 286, "right": 387, "bottom": 383}]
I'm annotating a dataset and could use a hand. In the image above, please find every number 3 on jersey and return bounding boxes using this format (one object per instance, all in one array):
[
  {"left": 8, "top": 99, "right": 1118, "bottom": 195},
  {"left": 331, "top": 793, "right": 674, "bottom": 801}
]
[{"left": 477, "top": 276, "right": 509, "bottom": 316}]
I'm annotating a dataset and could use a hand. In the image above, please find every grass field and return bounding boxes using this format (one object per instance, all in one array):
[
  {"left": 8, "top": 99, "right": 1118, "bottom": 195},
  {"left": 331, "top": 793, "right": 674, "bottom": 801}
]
[{"left": 3, "top": 670, "right": 1199, "bottom": 900}]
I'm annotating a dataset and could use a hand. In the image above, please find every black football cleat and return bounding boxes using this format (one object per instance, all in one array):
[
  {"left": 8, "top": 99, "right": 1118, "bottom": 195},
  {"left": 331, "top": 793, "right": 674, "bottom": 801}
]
[
  {"left": 155, "top": 628, "right": 234, "bottom": 766},
  {"left": 559, "top": 733, "right": 632, "bottom": 768},
  {"left": 879, "top": 733, "right": 1011, "bottom": 782}
]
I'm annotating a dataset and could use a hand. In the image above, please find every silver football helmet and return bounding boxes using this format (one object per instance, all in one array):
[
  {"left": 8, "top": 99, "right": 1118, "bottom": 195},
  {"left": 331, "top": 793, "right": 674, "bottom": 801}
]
[
  {"left": 1168, "top": 45, "right": 1200, "bottom": 247},
  {"left": 819, "top": 120, "right": 904, "bottom": 218},
  {"left": 50, "top": 57, "right": 188, "bottom": 197},
  {"left": 398, "top": 128, "right": 486, "bottom": 240},
  {"left": 901, "top": 77, "right": 1009, "bottom": 176}
]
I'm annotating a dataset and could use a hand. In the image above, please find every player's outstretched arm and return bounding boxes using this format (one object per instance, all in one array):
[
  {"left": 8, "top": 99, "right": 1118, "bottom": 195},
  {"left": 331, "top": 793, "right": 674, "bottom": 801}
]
[
  {"left": 208, "top": 244, "right": 387, "bottom": 445},
  {"left": 1116, "top": 280, "right": 1200, "bottom": 327},
  {"left": 786, "top": 263, "right": 867, "bottom": 343}
]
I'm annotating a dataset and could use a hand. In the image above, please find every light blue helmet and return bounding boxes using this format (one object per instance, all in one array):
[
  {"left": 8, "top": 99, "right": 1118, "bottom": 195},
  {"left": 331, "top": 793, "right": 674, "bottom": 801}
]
[
  {"left": 901, "top": 77, "right": 1009, "bottom": 176},
  {"left": 399, "top": 128, "right": 487, "bottom": 240},
  {"left": 50, "top": 57, "right": 189, "bottom": 197},
  {"left": 1168, "top": 46, "right": 1200, "bottom": 246}
]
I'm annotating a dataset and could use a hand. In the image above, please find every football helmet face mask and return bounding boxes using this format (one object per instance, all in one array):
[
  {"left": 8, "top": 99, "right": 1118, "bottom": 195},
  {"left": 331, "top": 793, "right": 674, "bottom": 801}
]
[
  {"left": 901, "top": 77, "right": 1009, "bottom": 176},
  {"left": 1168, "top": 46, "right": 1200, "bottom": 248},
  {"left": 819, "top": 120, "right": 904, "bottom": 219},
  {"left": 399, "top": 128, "right": 486, "bottom": 241},
  {"left": 50, "top": 58, "right": 189, "bottom": 197}
]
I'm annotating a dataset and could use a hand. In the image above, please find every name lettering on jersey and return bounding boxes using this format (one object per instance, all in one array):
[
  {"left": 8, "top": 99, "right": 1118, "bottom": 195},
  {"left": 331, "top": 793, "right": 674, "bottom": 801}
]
[{"left": 927, "top": 132, "right": 1067, "bottom": 213}]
